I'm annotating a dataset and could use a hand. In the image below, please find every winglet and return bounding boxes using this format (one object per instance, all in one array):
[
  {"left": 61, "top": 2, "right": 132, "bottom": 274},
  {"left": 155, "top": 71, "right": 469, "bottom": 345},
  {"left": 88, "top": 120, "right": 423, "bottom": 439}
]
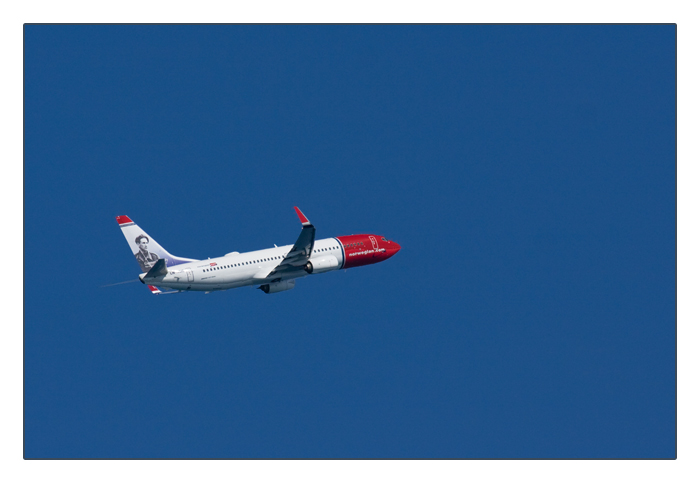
[{"left": 294, "top": 207, "right": 312, "bottom": 226}]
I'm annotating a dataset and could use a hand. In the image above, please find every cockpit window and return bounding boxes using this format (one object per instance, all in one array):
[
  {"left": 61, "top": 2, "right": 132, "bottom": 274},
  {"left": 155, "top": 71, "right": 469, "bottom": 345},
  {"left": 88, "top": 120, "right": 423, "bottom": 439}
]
[{"left": 381, "top": 237, "right": 388, "bottom": 241}]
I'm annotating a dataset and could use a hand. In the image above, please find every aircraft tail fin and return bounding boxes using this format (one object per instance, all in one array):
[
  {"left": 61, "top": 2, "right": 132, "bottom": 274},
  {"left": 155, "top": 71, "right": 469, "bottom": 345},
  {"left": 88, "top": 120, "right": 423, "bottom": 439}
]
[{"left": 116, "top": 215, "right": 197, "bottom": 273}]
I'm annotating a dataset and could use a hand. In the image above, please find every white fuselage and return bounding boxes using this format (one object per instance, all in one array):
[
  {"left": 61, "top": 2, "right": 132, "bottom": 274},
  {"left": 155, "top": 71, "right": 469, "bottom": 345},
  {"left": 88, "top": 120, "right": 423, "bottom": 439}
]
[{"left": 145, "top": 237, "right": 344, "bottom": 292}]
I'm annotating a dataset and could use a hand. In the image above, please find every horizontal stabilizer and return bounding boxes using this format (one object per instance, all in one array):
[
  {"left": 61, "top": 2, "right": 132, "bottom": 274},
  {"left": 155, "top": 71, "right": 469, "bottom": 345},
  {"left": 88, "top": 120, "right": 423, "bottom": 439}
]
[
  {"left": 145, "top": 258, "right": 167, "bottom": 278},
  {"left": 147, "top": 285, "right": 182, "bottom": 295}
]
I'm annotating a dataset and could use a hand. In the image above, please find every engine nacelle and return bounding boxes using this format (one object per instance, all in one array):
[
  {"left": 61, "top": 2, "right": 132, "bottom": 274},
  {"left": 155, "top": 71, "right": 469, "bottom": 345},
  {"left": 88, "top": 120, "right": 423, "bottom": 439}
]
[
  {"left": 304, "top": 257, "right": 339, "bottom": 274},
  {"left": 259, "top": 279, "right": 296, "bottom": 294}
]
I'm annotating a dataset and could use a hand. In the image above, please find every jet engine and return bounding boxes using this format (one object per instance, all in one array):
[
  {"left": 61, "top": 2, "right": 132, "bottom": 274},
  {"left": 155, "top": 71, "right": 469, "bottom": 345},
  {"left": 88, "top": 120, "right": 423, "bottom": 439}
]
[
  {"left": 259, "top": 280, "right": 296, "bottom": 294},
  {"left": 304, "top": 257, "right": 339, "bottom": 274}
]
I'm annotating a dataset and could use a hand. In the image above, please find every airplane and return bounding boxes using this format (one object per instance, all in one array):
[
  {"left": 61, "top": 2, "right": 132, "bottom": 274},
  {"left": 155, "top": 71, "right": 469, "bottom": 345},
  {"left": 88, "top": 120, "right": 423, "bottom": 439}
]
[{"left": 116, "top": 207, "right": 401, "bottom": 294}]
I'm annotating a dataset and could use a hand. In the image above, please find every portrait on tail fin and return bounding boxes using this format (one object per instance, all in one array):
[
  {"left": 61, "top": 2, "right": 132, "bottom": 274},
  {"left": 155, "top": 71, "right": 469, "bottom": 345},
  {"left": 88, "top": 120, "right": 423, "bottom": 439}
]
[{"left": 134, "top": 234, "right": 161, "bottom": 272}]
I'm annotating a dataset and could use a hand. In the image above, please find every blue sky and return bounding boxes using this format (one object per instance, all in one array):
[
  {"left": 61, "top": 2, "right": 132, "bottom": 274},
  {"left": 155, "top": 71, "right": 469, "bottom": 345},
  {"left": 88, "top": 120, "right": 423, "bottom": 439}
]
[{"left": 24, "top": 25, "right": 675, "bottom": 459}]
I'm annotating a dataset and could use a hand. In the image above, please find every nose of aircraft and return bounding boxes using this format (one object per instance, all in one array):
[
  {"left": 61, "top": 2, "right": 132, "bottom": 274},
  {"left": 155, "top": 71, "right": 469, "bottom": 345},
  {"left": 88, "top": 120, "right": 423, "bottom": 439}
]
[{"left": 387, "top": 240, "right": 401, "bottom": 257}]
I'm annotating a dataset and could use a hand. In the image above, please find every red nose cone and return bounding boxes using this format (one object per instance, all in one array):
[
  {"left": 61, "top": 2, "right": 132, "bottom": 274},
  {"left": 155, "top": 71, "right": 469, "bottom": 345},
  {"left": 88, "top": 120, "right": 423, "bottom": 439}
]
[{"left": 388, "top": 241, "right": 401, "bottom": 258}]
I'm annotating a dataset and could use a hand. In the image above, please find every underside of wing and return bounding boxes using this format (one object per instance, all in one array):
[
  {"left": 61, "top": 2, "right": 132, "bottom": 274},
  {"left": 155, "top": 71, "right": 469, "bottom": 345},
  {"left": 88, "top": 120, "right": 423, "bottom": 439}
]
[{"left": 266, "top": 207, "right": 315, "bottom": 278}]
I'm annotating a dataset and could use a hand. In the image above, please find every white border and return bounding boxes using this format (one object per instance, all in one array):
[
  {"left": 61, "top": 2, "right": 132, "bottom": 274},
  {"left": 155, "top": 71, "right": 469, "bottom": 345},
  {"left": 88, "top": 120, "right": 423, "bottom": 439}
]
[{"left": 5, "top": 1, "right": 695, "bottom": 482}]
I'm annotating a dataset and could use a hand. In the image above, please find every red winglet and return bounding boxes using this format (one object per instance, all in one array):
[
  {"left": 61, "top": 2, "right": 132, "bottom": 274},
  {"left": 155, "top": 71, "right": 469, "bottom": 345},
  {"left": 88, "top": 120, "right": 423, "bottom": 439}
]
[
  {"left": 294, "top": 207, "right": 311, "bottom": 226},
  {"left": 116, "top": 215, "right": 133, "bottom": 225},
  {"left": 148, "top": 285, "right": 161, "bottom": 293}
]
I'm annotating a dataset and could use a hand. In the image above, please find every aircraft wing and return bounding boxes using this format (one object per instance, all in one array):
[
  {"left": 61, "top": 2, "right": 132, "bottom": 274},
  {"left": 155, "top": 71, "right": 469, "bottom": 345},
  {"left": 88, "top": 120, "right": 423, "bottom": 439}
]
[{"left": 266, "top": 207, "right": 315, "bottom": 278}]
